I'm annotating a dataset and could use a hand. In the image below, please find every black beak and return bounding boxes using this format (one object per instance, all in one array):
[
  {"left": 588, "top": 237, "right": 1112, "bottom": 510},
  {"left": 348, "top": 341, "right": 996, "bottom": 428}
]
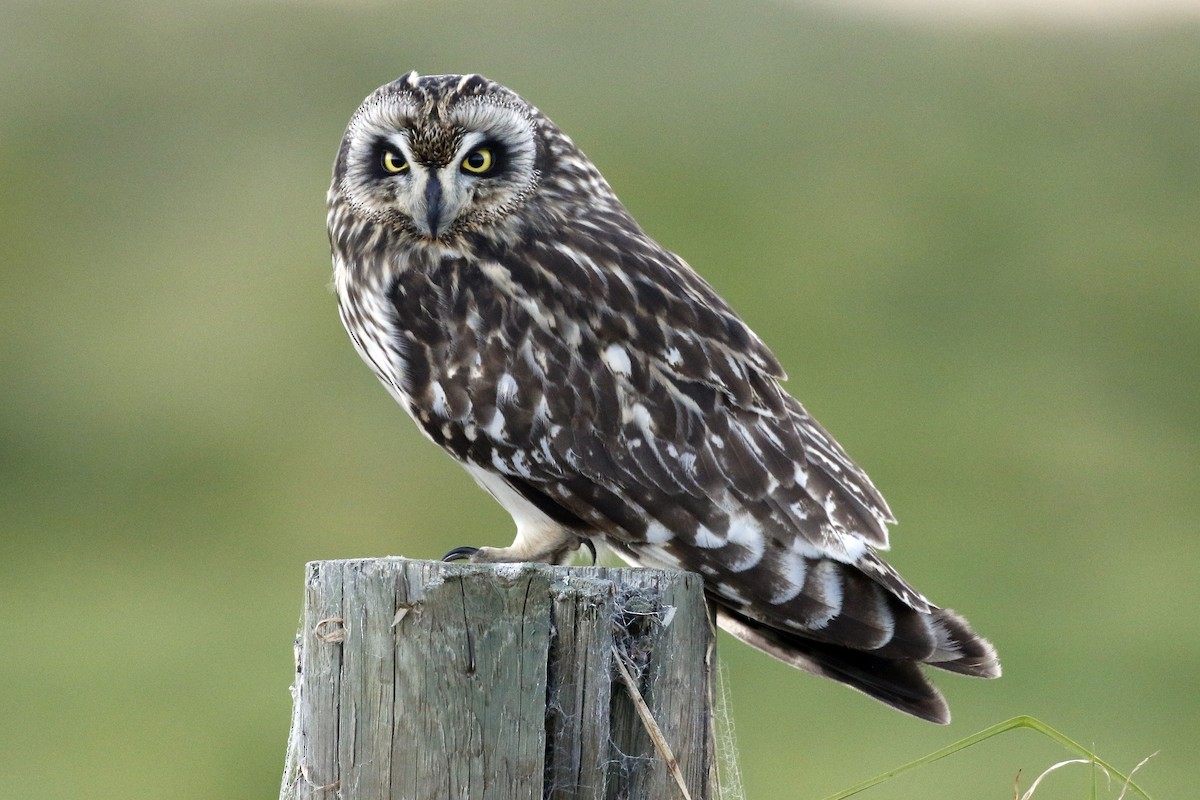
[{"left": 424, "top": 176, "right": 443, "bottom": 236}]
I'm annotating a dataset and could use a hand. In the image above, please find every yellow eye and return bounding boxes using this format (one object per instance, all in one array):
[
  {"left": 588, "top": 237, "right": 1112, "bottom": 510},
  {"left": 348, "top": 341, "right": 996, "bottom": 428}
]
[
  {"left": 461, "top": 147, "right": 495, "bottom": 174},
  {"left": 381, "top": 150, "right": 408, "bottom": 173}
]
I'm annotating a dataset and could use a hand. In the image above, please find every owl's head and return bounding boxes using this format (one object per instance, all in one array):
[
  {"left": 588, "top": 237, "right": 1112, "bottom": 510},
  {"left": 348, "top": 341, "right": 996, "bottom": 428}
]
[{"left": 331, "top": 72, "right": 550, "bottom": 244}]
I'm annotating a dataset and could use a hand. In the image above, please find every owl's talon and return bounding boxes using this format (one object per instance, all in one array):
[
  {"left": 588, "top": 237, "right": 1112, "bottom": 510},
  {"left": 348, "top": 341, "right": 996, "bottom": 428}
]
[
  {"left": 580, "top": 537, "right": 597, "bottom": 565},
  {"left": 442, "top": 546, "right": 479, "bottom": 562}
]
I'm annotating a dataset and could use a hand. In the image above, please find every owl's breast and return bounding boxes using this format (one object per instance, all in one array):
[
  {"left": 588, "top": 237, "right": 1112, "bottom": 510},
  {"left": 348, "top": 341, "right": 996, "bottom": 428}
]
[
  {"left": 334, "top": 252, "right": 417, "bottom": 415},
  {"left": 381, "top": 258, "right": 562, "bottom": 468}
]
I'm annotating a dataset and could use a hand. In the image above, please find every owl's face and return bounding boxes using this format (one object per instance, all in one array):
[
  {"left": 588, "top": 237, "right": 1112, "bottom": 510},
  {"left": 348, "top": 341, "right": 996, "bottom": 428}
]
[{"left": 333, "top": 73, "right": 542, "bottom": 243}]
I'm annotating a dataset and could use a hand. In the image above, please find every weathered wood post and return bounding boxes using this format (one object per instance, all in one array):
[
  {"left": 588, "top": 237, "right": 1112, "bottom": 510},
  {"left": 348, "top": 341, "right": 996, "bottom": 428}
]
[{"left": 279, "top": 558, "right": 715, "bottom": 800}]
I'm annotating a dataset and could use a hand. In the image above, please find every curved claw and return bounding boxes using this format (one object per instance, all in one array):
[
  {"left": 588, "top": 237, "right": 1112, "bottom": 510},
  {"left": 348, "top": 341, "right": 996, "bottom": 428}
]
[
  {"left": 442, "top": 545, "right": 479, "bottom": 563},
  {"left": 580, "top": 537, "right": 597, "bottom": 565}
]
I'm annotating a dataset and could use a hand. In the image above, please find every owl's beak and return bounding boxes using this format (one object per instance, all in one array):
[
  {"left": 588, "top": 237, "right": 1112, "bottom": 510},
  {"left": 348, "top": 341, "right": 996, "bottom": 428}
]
[{"left": 423, "top": 175, "right": 445, "bottom": 237}]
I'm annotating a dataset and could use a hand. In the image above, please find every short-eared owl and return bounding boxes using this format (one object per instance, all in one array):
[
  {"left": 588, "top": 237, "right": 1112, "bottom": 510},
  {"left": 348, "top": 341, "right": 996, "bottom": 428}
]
[{"left": 328, "top": 72, "right": 999, "bottom": 723}]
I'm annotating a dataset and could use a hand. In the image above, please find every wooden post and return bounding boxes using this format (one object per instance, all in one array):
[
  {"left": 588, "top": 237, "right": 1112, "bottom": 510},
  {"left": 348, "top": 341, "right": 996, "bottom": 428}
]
[{"left": 279, "top": 558, "right": 715, "bottom": 800}]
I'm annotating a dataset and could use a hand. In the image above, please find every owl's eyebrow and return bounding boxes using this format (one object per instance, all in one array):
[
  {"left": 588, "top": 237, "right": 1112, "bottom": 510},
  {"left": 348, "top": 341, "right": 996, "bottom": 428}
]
[
  {"left": 399, "top": 126, "right": 468, "bottom": 168},
  {"left": 369, "top": 135, "right": 406, "bottom": 155}
]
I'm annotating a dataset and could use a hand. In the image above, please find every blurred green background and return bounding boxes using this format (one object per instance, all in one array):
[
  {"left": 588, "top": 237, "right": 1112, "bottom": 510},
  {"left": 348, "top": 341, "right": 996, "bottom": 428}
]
[{"left": 3, "top": 1, "right": 1197, "bottom": 798}]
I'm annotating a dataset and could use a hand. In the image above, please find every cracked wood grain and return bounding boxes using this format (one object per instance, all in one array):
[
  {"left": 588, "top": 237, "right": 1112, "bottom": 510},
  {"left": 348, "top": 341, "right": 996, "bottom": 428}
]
[{"left": 279, "top": 558, "right": 713, "bottom": 800}]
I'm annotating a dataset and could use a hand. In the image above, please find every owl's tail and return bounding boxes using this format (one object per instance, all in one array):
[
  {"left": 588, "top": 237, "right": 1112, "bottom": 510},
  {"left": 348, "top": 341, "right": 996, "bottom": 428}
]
[{"left": 712, "top": 569, "right": 1000, "bottom": 724}]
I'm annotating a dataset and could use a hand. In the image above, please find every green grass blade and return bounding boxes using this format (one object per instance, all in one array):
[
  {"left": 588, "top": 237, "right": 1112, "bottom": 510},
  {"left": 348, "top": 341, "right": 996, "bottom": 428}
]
[{"left": 820, "top": 715, "right": 1152, "bottom": 800}]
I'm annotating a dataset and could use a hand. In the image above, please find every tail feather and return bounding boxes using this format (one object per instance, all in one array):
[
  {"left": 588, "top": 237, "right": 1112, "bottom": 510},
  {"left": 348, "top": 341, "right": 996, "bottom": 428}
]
[
  {"left": 715, "top": 604, "right": 953, "bottom": 724},
  {"left": 709, "top": 556, "right": 1000, "bottom": 723},
  {"left": 922, "top": 606, "right": 1002, "bottom": 678},
  {"left": 612, "top": 519, "right": 1000, "bottom": 721}
]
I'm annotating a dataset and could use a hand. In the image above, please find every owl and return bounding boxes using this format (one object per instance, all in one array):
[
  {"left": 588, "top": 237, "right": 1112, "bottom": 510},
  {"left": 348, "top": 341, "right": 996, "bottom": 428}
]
[{"left": 328, "top": 72, "right": 999, "bottom": 723}]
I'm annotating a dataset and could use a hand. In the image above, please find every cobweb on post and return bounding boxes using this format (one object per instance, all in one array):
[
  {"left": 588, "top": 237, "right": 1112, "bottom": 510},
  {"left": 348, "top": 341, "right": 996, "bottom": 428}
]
[{"left": 713, "top": 654, "right": 746, "bottom": 800}]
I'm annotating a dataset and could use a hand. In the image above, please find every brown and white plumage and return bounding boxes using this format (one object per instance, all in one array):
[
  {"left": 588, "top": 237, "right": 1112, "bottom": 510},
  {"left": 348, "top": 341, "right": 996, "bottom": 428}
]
[{"left": 328, "top": 72, "right": 999, "bottom": 723}]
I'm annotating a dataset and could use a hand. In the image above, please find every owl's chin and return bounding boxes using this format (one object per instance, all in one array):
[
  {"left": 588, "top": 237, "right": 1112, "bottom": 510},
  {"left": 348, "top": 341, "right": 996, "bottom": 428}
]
[
  {"left": 403, "top": 233, "right": 467, "bottom": 259},
  {"left": 385, "top": 217, "right": 455, "bottom": 246}
]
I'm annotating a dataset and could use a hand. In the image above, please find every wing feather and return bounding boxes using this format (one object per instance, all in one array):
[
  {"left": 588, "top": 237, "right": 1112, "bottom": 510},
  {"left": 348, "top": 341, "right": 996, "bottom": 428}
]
[{"left": 397, "top": 215, "right": 997, "bottom": 720}]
